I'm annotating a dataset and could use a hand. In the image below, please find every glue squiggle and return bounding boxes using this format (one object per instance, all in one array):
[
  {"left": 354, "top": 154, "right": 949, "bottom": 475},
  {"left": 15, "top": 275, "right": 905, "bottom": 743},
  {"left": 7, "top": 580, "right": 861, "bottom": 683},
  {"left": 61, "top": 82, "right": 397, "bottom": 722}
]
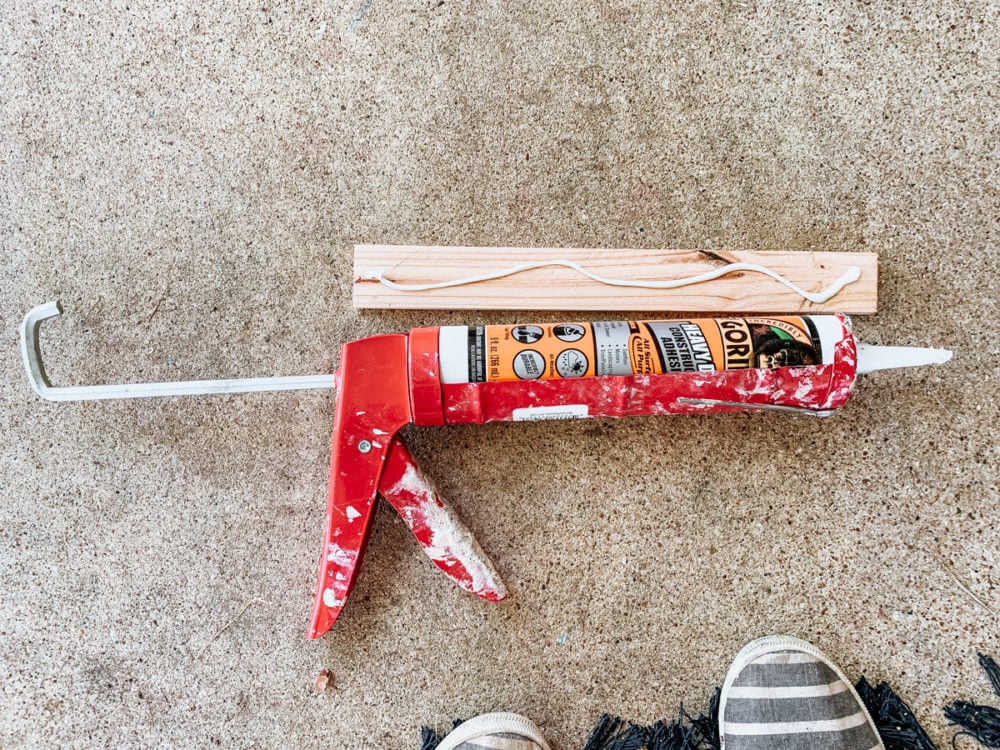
[{"left": 375, "top": 260, "right": 862, "bottom": 304}]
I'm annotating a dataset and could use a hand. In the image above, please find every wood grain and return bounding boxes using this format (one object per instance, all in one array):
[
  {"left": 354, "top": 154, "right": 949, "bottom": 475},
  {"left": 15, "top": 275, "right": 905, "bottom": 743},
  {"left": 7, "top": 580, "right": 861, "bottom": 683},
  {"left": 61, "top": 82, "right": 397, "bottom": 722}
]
[{"left": 353, "top": 245, "right": 878, "bottom": 313}]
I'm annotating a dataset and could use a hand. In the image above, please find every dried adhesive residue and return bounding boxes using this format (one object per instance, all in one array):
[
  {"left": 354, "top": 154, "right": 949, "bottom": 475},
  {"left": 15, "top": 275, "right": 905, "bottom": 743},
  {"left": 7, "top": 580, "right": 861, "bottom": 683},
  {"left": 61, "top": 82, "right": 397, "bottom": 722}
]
[
  {"left": 322, "top": 588, "right": 345, "bottom": 608},
  {"left": 326, "top": 542, "right": 358, "bottom": 566},
  {"left": 387, "top": 464, "right": 506, "bottom": 600},
  {"left": 320, "top": 542, "right": 358, "bottom": 609}
]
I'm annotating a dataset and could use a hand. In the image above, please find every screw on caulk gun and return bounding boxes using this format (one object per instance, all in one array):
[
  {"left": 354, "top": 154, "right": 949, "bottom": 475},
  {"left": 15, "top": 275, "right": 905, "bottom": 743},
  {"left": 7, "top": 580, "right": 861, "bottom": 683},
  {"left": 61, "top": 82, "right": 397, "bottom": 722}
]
[
  {"left": 21, "top": 302, "right": 952, "bottom": 637},
  {"left": 20, "top": 301, "right": 507, "bottom": 637}
]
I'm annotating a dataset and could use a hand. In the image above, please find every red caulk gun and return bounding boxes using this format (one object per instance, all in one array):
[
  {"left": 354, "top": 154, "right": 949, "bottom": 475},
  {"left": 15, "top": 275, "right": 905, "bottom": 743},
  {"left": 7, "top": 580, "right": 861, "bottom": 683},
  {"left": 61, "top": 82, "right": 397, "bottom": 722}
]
[{"left": 21, "top": 303, "right": 951, "bottom": 638}]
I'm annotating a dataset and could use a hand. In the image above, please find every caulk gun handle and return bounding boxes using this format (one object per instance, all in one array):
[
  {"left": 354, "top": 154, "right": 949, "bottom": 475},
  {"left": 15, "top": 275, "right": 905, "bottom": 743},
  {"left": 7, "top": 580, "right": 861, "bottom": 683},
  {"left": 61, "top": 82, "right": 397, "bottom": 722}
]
[{"left": 308, "top": 334, "right": 412, "bottom": 639}]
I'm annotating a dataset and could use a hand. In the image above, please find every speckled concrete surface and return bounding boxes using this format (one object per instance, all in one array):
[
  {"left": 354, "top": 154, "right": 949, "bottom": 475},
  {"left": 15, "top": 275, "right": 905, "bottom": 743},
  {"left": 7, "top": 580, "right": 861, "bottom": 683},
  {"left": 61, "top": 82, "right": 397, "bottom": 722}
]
[{"left": 2, "top": 1, "right": 999, "bottom": 748}]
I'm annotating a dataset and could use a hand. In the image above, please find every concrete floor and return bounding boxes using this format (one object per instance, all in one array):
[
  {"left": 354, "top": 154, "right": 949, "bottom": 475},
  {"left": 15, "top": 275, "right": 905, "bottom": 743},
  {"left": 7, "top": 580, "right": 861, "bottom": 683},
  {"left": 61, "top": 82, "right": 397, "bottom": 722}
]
[{"left": 3, "top": 1, "right": 999, "bottom": 747}]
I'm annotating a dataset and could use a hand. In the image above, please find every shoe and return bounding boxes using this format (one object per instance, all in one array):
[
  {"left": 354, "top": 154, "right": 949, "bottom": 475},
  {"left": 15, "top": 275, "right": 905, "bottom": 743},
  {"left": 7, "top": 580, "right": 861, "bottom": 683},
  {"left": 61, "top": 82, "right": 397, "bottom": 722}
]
[
  {"left": 435, "top": 712, "right": 550, "bottom": 750},
  {"left": 719, "top": 636, "right": 883, "bottom": 750}
]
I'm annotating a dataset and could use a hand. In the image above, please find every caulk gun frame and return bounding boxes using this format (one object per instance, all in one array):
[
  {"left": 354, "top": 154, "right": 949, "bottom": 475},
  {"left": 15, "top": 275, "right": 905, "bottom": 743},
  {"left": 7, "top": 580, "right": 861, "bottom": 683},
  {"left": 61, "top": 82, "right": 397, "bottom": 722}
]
[{"left": 20, "top": 301, "right": 337, "bottom": 402}]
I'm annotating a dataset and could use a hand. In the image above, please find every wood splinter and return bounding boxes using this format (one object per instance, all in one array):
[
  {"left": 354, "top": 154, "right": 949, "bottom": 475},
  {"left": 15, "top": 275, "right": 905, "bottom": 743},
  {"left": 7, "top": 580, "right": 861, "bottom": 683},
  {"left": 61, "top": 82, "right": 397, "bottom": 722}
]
[{"left": 314, "top": 669, "right": 335, "bottom": 692}]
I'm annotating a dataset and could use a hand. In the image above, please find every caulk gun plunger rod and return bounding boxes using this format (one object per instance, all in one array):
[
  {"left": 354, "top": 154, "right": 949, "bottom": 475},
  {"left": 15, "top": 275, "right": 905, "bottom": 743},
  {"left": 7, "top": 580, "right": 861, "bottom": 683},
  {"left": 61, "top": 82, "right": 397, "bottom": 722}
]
[{"left": 21, "top": 301, "right": 337, "bottom": 402}]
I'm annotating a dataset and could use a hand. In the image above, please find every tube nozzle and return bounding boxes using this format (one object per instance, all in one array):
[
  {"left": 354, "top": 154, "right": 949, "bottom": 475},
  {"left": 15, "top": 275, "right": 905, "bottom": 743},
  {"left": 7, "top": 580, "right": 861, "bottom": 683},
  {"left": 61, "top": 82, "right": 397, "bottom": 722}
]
[{"left": 856, "top": 344, "right": 953, "bottom": 374}]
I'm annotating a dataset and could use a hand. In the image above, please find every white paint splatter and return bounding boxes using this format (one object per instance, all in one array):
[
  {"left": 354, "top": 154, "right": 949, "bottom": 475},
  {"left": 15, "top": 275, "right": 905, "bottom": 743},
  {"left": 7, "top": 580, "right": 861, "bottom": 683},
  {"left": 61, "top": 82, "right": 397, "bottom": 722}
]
[
  {"left": 389, "top": 465, "right": 506, "bottom": 599},
  {"left": 793, "top": 378, "right": 816, "bottom": 403},
  {"left": 326, "top": 542, "right": 358, "bottom": 566},
  {"left": 345, "top": 505, "right": 362, "bottom": 521},
  {"left": 322, "top": 588, "right": 346, "bottom": 608}
]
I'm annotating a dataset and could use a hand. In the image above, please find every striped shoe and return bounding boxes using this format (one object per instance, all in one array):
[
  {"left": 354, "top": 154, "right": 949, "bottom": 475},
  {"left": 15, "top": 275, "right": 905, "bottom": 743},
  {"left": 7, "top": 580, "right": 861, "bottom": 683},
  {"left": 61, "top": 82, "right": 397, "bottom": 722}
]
[
  {"left": 435, "top": 713, "right": 550, "bottom": 750},
  {"left": 719, "top": 636, "right": 883, "bottom": 750}
]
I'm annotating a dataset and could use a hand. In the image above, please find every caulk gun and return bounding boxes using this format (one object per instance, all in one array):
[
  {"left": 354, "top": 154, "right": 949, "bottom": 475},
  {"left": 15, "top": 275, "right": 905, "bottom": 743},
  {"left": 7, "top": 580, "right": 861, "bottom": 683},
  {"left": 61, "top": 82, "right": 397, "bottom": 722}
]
[{"left": 21, "top": 304, "right": 951, "bottom": 638}]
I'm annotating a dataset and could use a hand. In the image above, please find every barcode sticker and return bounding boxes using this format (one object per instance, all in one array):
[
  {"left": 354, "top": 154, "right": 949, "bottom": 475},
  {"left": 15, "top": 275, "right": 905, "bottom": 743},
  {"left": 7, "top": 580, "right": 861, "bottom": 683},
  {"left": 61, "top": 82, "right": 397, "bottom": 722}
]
[{"left": 512, "top": 405, "right": 589, "bottom": 421}]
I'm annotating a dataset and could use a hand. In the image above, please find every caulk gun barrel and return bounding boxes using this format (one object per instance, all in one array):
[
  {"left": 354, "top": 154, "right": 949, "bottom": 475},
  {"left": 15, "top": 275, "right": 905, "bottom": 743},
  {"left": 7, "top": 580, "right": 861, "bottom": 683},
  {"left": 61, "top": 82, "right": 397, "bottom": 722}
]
[{"left": 437, "top": 317, "right": 953, "bottom": 384}]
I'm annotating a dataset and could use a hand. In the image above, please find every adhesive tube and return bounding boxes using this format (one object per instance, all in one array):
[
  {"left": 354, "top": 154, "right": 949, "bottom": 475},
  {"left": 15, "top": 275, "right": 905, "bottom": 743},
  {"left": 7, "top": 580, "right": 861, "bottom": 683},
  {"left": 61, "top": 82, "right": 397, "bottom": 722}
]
[{"left": 438, "top": 316, "right": 848, "bottom": 384}]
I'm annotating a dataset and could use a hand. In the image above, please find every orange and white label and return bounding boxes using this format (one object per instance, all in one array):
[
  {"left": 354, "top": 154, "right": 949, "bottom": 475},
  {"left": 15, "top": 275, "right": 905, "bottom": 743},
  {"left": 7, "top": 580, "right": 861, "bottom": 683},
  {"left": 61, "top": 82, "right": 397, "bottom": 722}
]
[{"left": 466, "top": 318, "right": 823, "bottom": 383}]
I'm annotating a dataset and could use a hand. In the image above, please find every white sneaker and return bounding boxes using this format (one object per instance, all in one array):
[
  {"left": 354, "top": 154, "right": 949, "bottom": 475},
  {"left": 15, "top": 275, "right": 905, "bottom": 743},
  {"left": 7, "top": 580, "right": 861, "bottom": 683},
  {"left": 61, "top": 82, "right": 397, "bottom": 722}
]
[{"left": 435, "top": 712, "right": 551, "bottom": 750}]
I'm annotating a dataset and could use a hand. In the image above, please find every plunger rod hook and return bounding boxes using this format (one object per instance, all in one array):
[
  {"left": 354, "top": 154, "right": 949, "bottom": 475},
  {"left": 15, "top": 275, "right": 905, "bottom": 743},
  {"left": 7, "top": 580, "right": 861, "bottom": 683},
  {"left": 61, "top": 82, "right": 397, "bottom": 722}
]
[{"left": 20, "top": 301, "right": 336, "bottom": 401}]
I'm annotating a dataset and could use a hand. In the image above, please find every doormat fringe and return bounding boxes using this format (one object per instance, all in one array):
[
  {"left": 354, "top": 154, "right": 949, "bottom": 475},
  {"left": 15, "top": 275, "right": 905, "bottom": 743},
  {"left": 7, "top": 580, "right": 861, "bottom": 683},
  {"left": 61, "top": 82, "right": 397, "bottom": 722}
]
[{"left": 421, "top": 678, "right": 938, "bottom": 750}]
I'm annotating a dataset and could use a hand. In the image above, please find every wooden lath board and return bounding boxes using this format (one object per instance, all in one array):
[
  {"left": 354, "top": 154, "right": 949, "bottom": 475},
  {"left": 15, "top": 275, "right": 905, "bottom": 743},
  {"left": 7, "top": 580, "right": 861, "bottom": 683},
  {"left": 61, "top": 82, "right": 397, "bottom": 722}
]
[{"left": 353, "top": 245, "right": 878, "bottom": 313}]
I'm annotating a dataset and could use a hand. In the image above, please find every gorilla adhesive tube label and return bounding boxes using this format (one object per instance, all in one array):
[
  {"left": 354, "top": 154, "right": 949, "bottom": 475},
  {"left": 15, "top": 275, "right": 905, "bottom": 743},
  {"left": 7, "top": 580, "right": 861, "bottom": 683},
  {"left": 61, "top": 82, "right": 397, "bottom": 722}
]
[{"left": 464, "top": 317, "right": 824, "bottom": 383}]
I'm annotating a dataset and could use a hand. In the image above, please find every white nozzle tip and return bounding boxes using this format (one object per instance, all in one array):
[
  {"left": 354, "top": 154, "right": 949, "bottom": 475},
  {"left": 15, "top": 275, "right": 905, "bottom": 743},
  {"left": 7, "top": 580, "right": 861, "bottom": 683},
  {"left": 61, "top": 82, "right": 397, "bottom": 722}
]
[{"left": 856, "top": 344, "right": 953, "bottom": 374}]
